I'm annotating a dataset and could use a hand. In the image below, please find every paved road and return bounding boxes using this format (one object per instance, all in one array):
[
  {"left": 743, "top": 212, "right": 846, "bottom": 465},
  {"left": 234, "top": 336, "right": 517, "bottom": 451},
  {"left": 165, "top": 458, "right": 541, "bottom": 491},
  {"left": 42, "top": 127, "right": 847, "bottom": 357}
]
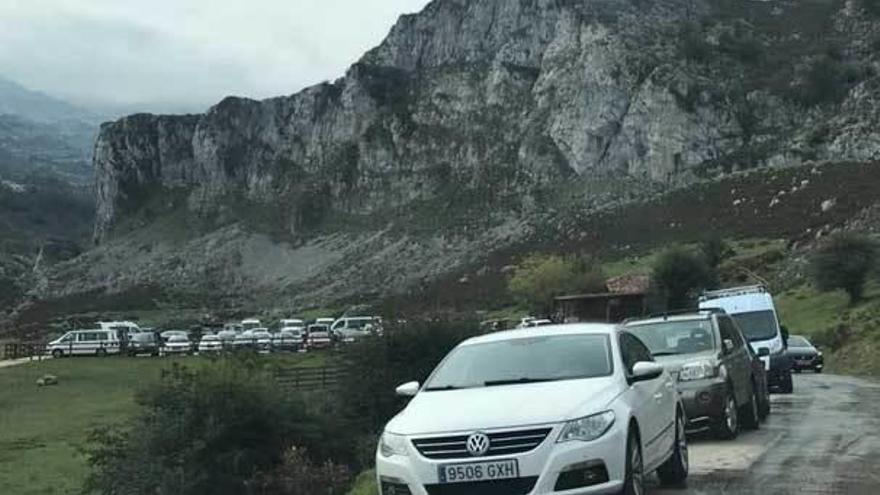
[{"left": 654, "top": 373, "right": 880, "bottom": 494}]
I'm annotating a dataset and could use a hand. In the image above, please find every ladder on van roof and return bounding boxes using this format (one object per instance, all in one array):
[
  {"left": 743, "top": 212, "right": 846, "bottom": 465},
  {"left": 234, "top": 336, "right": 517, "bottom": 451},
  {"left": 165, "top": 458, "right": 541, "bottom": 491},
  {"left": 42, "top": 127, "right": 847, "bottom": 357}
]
[{"left": 699, "top": 284, "right": 769, "bottom": 302}]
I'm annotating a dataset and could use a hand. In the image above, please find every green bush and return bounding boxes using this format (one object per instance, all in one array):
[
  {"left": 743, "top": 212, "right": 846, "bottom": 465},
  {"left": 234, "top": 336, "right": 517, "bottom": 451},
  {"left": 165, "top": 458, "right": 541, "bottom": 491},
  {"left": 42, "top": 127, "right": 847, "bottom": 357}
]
[
  {"left": 811, "top": 233, "right": 878, "bottom": 304},
  {"left": 508, "top": 254, "right": 606, "bottom": 313},
  {"left": 251, "top": 447, "right": 353, "bottom": 495},
  {"left": 83, "top": 360, "right": 352, "bottom": 495},
  {"left": 653, "top": 247, "right": 717, "bottom": 309},
  {"left": 701, "top": 236, "right": 734, "bottom": 269}
]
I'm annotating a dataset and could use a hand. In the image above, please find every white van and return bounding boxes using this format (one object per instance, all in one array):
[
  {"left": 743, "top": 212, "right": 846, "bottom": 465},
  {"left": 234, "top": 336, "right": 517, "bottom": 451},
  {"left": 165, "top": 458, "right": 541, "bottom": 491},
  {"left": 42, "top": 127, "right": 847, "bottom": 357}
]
[
  {"left": 47, "top": 330, "right": 122, "bottom": 357},
  {"left": 331, "top": 316, "right": 381, "bottom": 342},
  {"left": 699, "top": 285, "right": 794, "bottom": 393},
  {"left": 279, "top": 319, "right": 304, "bottom": 329},
  {"left": 241, "top": 319, "right": 262, "bottom": 332},
  {"left": 98, "top": 321, "right": 141, "bottom": 337}
]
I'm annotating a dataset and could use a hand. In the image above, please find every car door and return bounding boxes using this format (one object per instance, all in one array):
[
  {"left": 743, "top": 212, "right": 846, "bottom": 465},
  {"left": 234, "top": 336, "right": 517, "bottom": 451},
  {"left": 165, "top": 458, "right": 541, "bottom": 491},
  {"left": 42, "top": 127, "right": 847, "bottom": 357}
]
[
  {"left": 717, "top": 316, "right": 751, "bottom": 405},
  {"left": 620, "top": 332, "right": 672, "bottom": 468}
]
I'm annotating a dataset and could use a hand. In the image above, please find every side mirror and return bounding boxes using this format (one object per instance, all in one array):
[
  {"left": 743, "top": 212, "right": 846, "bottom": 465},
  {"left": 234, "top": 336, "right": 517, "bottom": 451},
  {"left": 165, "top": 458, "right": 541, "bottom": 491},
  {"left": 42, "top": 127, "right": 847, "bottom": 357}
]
[
  {"left": 395, "top": 381, "right": 420, "bottom": 397},
  {"left": 631, "top": 362, "right": 664, "bottom": 383},
  {"left": 757, "top": 347, "right": 770, "bottom": 357},
  {"left": 723, "top": 339, "right": 735, "bottom": 353}
]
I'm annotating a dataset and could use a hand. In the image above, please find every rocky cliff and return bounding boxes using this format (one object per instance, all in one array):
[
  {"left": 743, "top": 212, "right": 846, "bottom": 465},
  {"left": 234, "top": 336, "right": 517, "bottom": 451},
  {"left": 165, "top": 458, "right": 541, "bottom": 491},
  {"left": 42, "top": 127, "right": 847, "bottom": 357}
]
[{"left": 45, "top": 0, "right": 880, "bottom": 314}]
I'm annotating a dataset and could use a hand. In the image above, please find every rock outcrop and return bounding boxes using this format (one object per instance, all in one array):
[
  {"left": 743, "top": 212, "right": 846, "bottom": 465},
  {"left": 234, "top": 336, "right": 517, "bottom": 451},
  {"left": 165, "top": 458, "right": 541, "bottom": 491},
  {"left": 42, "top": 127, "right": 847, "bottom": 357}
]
[{"left": 71, "top": 0, "right": 880, "bottom": 310}]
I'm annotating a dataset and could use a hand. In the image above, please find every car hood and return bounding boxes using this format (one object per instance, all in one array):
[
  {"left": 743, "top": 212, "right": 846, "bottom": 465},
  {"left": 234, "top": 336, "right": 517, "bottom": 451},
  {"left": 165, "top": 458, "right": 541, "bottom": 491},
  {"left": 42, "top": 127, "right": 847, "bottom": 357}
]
[
  {"left": 787, "top": 347, "right": 819, "bottom": 357},
  {"left": 653, "top": 352, "right": 718, "bottom": 370},
  {"left": 385, "top": 376, "right": 622, "bottom": 436}
]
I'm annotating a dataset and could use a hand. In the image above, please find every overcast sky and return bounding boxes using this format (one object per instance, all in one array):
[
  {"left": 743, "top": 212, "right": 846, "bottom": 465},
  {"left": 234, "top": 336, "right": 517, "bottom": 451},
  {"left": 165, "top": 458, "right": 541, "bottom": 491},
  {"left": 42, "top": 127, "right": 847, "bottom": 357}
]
[{"left": 0, "top": 0, "right": 431, "bottom": 112}]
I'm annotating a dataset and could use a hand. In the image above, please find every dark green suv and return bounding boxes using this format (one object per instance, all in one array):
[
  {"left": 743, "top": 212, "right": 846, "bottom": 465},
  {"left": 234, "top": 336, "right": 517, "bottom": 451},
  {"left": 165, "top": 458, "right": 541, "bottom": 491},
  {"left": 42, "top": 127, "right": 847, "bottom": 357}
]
[
  {"left": 626, "top": 310, "right": 771, "bottom": 439},
  {"left": 127, "top": 332, "right": 160, "bottom": 357}
]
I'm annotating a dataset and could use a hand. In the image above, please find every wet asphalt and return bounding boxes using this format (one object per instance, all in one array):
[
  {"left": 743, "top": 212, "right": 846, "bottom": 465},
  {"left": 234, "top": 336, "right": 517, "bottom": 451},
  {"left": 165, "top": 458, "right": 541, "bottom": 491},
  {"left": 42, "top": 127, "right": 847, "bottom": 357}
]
[{"left": 653, "top": 373, "right": 880, "bottom": 495}]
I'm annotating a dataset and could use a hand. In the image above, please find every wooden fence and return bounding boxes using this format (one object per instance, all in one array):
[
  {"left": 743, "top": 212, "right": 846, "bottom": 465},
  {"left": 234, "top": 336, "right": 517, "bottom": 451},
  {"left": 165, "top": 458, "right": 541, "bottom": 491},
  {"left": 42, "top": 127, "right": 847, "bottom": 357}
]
[
  {"left": 273, "top": 365, "right": 348, "bottom": 391},
  {"left": 2, "top": 341, "right": 47, "bottom": 360}
]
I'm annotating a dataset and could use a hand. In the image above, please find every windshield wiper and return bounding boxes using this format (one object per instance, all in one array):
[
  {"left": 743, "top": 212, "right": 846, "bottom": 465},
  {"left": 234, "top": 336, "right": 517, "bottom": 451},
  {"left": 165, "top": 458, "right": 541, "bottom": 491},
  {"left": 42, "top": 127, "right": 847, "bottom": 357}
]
[
  {"left": 652, "top": 351, "right": 680, "bottom": 356},
  {"left": 484, "top": 377, "right": 557, "bottom": 387},
  {"left": 424, "top": 385, "right": 463, "bottom": 391}
]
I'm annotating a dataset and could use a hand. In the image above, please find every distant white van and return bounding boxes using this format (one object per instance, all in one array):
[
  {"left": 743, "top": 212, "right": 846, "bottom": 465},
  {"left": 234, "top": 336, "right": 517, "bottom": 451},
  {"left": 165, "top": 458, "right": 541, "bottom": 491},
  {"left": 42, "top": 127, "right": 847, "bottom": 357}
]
[
  {"left": 279, "top": 319, "right": 304, "bottom": 329},
  {"left": 98, "top": 321, "right": 141, "bottom": 337},
  {"left": 699, "top": 285, "right": 794, "bottom": 393},
  {"left": 241, "top": 319, "right": 262, "bottom": 331},
  {"left": 47, "top": 329, "right": 121, "bottom": 357},
  {"left": 331, "top": 316, "right": 381, "bottom": 341}
]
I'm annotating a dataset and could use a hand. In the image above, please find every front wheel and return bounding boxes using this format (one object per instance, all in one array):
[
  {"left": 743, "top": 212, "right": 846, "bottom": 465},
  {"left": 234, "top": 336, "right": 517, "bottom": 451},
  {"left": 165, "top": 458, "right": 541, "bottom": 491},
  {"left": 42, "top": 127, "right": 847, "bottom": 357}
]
[
  {"left": 815, "top": 367, "right": 823, "bottom": 374},
  {"left": 779, "top": 371, "right": 794, "bottom": 394},
  {"left": 95, "top": 348, "right": 107, "bottom": 357},
  {"left": 741, "top": 386, "right": 761, "bottom": 430},
  {"left": 51, "top": 349, "right": 63, "bottom": 359},
  {"left": 714, "top": 392, "right": 739, "bottom": 440},
  {"left": 657, "top": 412, "right": 689, "bottom": 486},
  {"left": 620, "top": 427, "right": 645, "bottom": 495}
]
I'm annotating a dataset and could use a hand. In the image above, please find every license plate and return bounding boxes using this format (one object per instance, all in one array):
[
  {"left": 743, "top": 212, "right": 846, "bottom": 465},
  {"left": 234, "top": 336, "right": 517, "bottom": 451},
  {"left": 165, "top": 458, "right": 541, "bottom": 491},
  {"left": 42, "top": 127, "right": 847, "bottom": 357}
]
[{"left": 438, "top": 459, "right": 519, "bottom": 484}]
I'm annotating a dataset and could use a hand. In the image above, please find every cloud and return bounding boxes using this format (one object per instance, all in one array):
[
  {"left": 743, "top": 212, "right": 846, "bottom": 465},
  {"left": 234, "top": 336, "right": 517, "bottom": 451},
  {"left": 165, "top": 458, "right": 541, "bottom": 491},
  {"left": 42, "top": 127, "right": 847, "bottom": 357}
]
[{"left": 0, "top": 0, "right": 431, "bottom": 110}]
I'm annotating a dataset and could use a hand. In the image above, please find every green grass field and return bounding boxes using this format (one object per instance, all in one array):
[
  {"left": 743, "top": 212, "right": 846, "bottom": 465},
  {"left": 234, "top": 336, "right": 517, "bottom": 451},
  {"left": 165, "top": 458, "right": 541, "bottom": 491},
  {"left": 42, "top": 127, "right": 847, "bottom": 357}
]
[{"left": 0, "top": 352, "right": 327, "bottom": 495}]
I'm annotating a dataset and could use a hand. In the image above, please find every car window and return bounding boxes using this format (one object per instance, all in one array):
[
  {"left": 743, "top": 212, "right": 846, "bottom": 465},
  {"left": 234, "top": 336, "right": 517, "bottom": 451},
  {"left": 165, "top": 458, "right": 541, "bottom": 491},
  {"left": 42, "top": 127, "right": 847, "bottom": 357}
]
[
  {"left": 619, "top": 333, "right": 654, "bottom": 375},
  {"left": 729, "top": 310, "right": 779, "bottom": 341},
  {"left": 718, "top": 316, "right": 744, "bottom": 351}
]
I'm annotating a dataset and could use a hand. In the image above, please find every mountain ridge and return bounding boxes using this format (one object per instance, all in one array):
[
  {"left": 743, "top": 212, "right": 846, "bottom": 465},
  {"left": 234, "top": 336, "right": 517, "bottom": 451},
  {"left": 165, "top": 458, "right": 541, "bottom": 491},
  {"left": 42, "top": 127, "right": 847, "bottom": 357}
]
[{"left": 17, "top": 0, "right": 880, "bottom": 324}]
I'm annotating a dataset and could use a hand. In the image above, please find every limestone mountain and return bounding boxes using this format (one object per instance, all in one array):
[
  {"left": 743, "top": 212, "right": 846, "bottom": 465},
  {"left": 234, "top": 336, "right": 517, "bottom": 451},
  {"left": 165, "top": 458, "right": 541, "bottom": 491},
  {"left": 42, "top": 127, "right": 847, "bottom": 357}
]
[{"left": 27, "top": 0, "right": 880, "bottom": 321}]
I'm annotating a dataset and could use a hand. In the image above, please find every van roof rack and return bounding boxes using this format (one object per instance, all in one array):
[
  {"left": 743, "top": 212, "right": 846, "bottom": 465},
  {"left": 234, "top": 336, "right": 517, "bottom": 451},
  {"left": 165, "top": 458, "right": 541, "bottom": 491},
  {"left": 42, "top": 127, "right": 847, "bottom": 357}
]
[{"left": 699, "top": 285, "right": 768, "bottom": 302}]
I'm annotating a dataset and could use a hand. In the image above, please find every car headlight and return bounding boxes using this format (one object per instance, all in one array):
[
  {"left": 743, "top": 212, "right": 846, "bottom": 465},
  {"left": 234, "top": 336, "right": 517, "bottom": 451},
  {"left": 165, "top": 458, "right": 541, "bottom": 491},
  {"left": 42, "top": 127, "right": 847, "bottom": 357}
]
[
  {"left": 557, "top": 411, "right": 615, "bottom": 443},
  {"left": 379, "top": 432, "right": 409, "bottom": 457},
  {"left": 679, "top": 359, "right": 721, "bottom": 382}
]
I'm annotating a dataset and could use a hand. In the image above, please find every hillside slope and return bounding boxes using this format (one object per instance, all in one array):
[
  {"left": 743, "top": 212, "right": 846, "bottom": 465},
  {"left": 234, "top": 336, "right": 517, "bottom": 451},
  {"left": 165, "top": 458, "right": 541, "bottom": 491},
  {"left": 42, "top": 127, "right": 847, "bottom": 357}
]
[{"left": 16, "top": 0, "right": 880, "bottom": 328}]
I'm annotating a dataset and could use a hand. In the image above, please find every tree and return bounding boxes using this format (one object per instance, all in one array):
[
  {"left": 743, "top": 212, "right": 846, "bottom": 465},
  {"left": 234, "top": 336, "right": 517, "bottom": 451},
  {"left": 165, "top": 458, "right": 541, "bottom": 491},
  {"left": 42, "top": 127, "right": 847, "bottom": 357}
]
[
  {"left": 508, "top": 254, "right": 606, "bottom": 313},
  {"left": 811, "top": 233, "right": 878, "bottom": 304},
  {"left": 701, "top": 236, "right": 734, "bottom": 269},
  {"left": 653, "top": 247, "right": 716, "bottom": 309}
]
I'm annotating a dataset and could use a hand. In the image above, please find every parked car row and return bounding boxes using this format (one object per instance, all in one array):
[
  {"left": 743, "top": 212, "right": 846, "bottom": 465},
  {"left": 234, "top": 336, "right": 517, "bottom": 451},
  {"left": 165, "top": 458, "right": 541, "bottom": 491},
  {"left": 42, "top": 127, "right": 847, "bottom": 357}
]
[
  {"left": 45, "top": 316, "right": 385, "bottom": 358},
  {"left": 376, "top": 288, "right": 795, "bottom": 495}
]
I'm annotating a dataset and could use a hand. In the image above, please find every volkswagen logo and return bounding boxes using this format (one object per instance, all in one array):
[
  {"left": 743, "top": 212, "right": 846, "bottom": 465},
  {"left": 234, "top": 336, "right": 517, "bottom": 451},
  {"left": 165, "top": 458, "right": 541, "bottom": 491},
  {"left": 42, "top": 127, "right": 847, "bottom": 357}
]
[{"left": 466, "top": 432, "right": 491, "bottom": 457}]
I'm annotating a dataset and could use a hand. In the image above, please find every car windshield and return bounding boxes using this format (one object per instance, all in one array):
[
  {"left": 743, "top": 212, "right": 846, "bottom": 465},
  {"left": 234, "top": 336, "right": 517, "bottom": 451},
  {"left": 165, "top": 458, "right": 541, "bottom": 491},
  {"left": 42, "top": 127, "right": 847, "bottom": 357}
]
[
  {"left": 168, "top": 336, "right": 188, "bottom": 343},
  {"left": 788, "top": 336, "right": 811, "bottom": 348},
  {"left": 730, "top": 310, "right": 779, "bottom": 341},
  {"left": 424, "top": 334, "right": 613, "bottom": 391},
  {"left": 627, "top": 319, "right": 716, "bottom": 356},
  {"left": 202, "top": 336, "right": 219, "bottom": 342}
]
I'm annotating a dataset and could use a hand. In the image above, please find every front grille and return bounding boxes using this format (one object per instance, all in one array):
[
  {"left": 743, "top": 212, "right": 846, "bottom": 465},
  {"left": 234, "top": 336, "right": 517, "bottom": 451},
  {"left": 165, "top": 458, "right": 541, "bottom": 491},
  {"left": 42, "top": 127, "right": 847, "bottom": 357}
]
[
  {"left": 412, "top": 428, "right": 552, "bottom": 460},
  {"left": 425, "top": 476, "right": 538, "bottom": 495}
]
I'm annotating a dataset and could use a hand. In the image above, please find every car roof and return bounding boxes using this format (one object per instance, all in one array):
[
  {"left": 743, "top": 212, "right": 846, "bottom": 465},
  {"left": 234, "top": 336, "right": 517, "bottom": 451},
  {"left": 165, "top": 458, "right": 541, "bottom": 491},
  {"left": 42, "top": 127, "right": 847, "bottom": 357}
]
[
  {"left": 626, "top": 313, "right": 714, "bottom": 326},
  {"left": 461, "top": 323, "right": 619, "bottom": 347}
]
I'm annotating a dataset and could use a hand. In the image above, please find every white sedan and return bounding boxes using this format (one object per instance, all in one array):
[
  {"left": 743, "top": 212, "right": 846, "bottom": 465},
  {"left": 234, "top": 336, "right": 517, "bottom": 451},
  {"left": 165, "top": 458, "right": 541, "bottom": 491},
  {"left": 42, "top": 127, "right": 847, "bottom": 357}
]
[
  {"left": 198, "top": 334, "right": 223, "bottom": 354},
  {"left": 161, "top": 335, "right": 192, "bottom": 356},
  {"left": 376, "top": 324, "right": 688, "bottom": 495}
]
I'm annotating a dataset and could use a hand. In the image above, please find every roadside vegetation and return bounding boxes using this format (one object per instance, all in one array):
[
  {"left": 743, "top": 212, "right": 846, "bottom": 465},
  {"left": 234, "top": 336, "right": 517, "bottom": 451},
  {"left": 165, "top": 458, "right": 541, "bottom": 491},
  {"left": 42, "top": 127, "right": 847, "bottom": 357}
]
[
  {"left": 0, "top": 321, "right": 480, "bottom": 495},
  {"left": 507, "top": 254, "right": 605, "bottom": 313},
  {"left": 810, "top": 233, "right": 878, "bottom": 304}
]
